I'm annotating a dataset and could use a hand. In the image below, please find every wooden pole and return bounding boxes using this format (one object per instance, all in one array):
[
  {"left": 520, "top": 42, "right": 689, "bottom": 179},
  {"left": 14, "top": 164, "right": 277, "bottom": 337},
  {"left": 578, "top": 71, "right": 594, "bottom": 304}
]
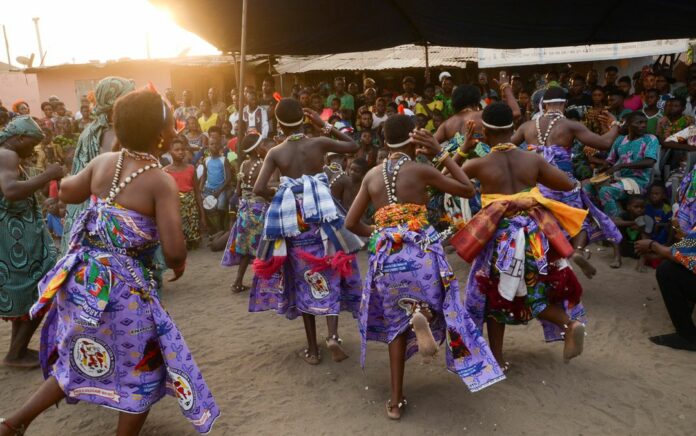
[
  {"left": 424, "top": 43, "right": 430, "bottom": 84},
  {"left": 2, "top": 25, "right": 11, "bottom": 68},
  {"left": 237, "top": 0, "right": 248, "bottom": 141}
]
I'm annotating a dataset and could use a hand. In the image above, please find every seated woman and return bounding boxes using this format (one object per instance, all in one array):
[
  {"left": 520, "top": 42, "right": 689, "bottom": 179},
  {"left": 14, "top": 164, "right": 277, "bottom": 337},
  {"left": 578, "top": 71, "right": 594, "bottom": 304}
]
[
  {"left": 584, "top": 111, "right": 660, "bottom": 218},
  {"left": 0, "top": 90, "right": 220, "bottom": 435}
]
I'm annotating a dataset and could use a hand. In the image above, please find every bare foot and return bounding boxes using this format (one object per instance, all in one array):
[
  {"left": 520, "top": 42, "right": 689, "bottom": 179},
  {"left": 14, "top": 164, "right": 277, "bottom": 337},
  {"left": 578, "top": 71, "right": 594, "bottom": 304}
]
[
  {"left": 571, "top": 252, "right": 597, "bottom": 279},
  {"left": 411, "top": 311, "right": 438, "bottom": 357},
  {"left": 325, "top": 336, "right": 349, "bottom": 362},
  {"left": 0, "top": 418, "right": 26, "bottom": 436},
  {"left": 2, "top": 352, "right": 40, "bottom": 369},
  {"left": 230, "top": 283, "right": 249, "bottom": 293},
  {"left": 563, "top": 321, "right": 585, "bottom": 363},
  {"left": 609, "top": 257, "right": 622, "bottom": 269},
  {"left": 298, "top": 348, "right": 321, "bottom": 365}
]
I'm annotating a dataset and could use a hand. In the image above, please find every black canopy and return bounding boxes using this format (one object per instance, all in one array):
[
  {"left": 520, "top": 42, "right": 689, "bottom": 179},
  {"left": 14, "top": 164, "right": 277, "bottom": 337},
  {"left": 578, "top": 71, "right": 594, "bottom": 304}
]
[{"left": 152, "top": 0, "right": 696, "bottom": 55}]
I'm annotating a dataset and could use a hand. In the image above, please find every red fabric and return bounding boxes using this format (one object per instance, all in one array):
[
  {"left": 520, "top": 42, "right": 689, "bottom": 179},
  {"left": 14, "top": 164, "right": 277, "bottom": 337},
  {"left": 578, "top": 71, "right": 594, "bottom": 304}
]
[
  {"left": 253, "top": 256, "right": 286, "bottom": 279},
  {"left": 227, "top": 137, "right": 238, "bottom": 153},
  {"left": 164, "top": 165, "right": 195, "bottom": 193},
  {"left": 48, "top": 180, "right": 59, "bottom": 199},
  {"left": 296, "top": 250, "right": 355, "bottom": 278}
]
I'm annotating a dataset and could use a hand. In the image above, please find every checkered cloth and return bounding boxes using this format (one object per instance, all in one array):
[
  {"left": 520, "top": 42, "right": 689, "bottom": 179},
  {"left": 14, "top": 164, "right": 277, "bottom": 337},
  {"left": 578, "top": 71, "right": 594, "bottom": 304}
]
[{"left": 264, "top": 172, "right": 339, "bottom": 239}]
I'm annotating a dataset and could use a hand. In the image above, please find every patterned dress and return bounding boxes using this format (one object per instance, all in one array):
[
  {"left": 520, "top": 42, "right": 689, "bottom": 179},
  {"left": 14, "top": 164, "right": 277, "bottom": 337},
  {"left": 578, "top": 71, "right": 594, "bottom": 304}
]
[
  {"left": 530, "top": 144, "right": 622, "bottom": 244},
  {"left": 164, "top": 165, "right": 201, "bottom": 246},
  {"left": 0, "top": 174, "right": 57, "bottom": 320},
  {"left": 221, "top": 191, "right": 267, "bottom": 265},
  {"left": 30, "top": 165, "right": 219, "bottom": 433},
  {"left": 249, "top": 173, "right": 362, "bottom": 319},
  {"left": 360, "top": 203, "right": 505, "bottom": 392},
  {"left": 676, "top": 166, "right": 696, "bottom": 233},
  {"left": 453, "top": 188, "right": 588, "bottom": 342}
]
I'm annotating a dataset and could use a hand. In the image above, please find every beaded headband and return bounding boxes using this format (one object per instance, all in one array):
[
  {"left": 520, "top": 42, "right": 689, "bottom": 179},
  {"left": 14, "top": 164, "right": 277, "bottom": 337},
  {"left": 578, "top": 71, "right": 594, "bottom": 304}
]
[
  {"left": 275, "top": 114, "right": 304, "bottom": 127},
  {"left": 243, "top": 135, "right": 263, "bottom": 153},
  {"left": 482, "top": 120, "right": 514, "bottom": 129},
  {"left": 385, "top": 138, "right": 412, "bottom": 149}
]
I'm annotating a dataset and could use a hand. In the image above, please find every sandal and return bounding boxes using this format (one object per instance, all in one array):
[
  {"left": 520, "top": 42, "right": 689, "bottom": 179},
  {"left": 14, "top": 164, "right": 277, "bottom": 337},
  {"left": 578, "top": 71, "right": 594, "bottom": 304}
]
[
  {"left": 385, "top": 397, "right": 407, "bottom": 420},
  {"left": 230, "top": 283, "right": 249, "bottom": 293},
  {"left": 0, "top": 419, "right": 25, "bottom": 436},
  {"left": 500, "top": 361, "right": 511, "bottom": 374},
  {"left": 299, "top": 348, "right": 322, "bottom": 365},
  {"left": 325, "top": 335, "right": 349, "bottom": 362}
]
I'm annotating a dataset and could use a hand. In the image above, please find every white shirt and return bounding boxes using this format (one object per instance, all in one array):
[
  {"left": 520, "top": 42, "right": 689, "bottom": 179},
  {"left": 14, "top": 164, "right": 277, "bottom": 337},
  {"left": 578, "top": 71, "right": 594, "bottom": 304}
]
[
  {"left": 372, "top": 112, "right": 388, "bottom": 129},
  {"left": 685, "top": 96, "right": 696, "bottom": 119},
  {"left": 229, "top": 105, "right": 269, "bottom": 138}
]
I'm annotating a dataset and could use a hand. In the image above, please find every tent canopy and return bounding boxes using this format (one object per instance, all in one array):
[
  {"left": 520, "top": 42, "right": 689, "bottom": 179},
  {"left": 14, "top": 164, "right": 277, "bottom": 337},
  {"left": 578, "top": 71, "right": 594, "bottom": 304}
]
[{"left": 151, "top": 0, "right": 696, "bottom": 55}]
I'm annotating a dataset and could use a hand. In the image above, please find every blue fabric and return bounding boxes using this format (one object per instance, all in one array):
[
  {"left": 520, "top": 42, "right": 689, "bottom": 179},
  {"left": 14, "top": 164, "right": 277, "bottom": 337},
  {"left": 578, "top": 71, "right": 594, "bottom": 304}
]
[
  {"left": 46, "top": 213, "right": 64, "bottom": 237},
  {"left": 205, "top": 156, "right": 225, "bottom": 190},
  {"left": 645, "top": 202, "right": 672, "bottom": 244},
  {"left": 264, "top": 173, "right": 339, "bottom": 239}
]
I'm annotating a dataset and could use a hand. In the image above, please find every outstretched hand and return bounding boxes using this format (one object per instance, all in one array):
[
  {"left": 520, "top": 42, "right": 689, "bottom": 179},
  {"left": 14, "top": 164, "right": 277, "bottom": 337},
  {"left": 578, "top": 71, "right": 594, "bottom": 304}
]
[
  {"left": 168, "top": 264, "right": 185, "bottom": 282},
  {"left": 634, "top": 239, "right": 654, "bottom": 255},
  {"left": 463, "top": 120, "right": 479, "bottom": 151},
  {"left": 598, "top": 110, "right": 618, "bottom": 130},
  {"left": 411, "top": 128, "right": 443, "bottom": 158}
]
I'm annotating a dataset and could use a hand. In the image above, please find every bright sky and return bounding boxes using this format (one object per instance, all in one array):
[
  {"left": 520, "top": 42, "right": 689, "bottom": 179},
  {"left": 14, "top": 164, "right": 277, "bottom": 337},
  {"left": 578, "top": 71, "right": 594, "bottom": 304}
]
[{"left": 1, "top": 0, "right": 219, "bottom": 67}]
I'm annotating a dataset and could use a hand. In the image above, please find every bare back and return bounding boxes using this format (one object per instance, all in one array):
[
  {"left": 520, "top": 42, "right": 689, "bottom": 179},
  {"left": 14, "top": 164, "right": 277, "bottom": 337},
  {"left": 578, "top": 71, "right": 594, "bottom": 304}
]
[
  {"left": 435, "top": 110, "right": 483, "bottom": 143},
  {"left": 463, "top": 148, "right": 574, "bottom": 195},
  {"left": 269, "top": 137, "right": 334, "bottom": 178},
  {"left": 362, "top": 162, "right": 435, "bottom": 210},
  {"left": 517, "top": 118, "right": 575, "bottom": 148}
]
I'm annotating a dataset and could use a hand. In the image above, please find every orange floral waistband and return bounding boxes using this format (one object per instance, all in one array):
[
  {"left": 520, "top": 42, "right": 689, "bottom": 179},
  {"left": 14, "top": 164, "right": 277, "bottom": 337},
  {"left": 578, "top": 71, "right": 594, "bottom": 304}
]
[{"left": 374, "top": 203, "right": 428, "bottom": 230}]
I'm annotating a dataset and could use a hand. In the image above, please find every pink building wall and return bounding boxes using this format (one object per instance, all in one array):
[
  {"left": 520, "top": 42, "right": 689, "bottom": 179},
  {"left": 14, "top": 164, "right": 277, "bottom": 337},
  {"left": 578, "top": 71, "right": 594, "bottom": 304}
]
[
  {"left": 31, "top": 62, "right": 174, "bottom": 112},
  {"left": 0, "top": 72, "right": 40, "bottom": 112}
]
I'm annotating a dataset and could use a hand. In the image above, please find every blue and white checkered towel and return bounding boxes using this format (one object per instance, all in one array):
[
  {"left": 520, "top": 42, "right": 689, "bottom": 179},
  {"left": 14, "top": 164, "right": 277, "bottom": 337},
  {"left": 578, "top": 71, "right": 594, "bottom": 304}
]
[{"left": 264, "top": 172, "right": 339, "bottom": 239}]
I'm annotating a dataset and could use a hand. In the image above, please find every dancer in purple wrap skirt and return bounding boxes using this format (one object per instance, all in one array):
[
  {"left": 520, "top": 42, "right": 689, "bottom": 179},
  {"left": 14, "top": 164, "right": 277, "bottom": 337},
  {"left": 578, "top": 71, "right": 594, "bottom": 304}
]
[
  {"left": 0, "top": 90, "right": 219, "bottom": 436},
  {"left": 346, "top": 115, "right": 504, "bottom": 420}
]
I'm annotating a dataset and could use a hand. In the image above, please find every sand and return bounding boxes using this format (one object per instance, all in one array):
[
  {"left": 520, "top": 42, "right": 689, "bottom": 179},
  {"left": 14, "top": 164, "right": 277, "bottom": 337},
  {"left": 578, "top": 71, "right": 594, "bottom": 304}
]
[{"left": 1, "top": 245, "right": 694, "bottom": 435}]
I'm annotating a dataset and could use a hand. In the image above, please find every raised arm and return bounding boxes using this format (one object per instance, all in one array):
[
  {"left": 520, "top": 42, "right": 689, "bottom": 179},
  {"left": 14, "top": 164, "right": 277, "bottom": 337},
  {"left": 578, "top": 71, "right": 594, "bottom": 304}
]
[
  {"left": 572, "top": 113, "right": 620, "bottom": 151},
  {"left": 304, "top": 109, "right": 360, "bottom": 155},
  {"left": 0, "top": 150, "right": 63, "bottom": 201},
  {"left": 511, "top": 121, "right": 529, "bottom": 145},
  {"left": 412, "top": 129, "right": 475, "bottom": 198}
]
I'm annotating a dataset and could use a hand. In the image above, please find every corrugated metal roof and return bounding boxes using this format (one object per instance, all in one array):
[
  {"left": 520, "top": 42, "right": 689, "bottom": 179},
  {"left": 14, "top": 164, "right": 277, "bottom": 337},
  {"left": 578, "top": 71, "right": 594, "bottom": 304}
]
[{"left": 274, "top": 45, "right": 476, "bottom": 73}]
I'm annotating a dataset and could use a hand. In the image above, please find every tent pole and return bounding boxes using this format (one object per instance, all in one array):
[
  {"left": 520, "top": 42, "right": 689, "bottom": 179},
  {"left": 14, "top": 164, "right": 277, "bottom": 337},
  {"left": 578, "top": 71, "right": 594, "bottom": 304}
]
[
  {"left": 238, "top": 0, "right": 248, "bottom": 141},
  {"left": 232, "top": 52, "right": 239, "bottom": 93},
  {"left": 424, "top": 43, "right": 430, "bottom": 84}
]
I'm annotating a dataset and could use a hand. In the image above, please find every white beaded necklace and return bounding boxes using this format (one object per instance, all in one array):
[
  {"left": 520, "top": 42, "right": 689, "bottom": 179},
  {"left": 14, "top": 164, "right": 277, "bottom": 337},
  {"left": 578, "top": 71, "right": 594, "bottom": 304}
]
[
  {"left": 382, "top": 152, "right": 411, "bottom": 204},
  {"left": 535, "top": 111, "right": 565, "bottom": 146},
  {"left": 107, "top": 150, "right": 162, "bottom": 204},
  {"left": 243, "top": 158, "right": 263, "bottom": 188}
]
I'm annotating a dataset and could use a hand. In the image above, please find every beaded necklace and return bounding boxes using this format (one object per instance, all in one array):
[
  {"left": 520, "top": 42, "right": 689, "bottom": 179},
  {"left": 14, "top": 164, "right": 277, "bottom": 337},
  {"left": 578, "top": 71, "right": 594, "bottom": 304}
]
[
  {"left": 107, "top": 150, "right": 162, "bottom": 204},
  {"left": 287, "top": 133, "right": 306, "bottom": 141},
  {"left": 535, "top": 111, "right": 565, "bottom": 146},
  {"left": 122, "top": 148, "right": 159, "bottom": 164},
  {"left": 326, "top": 162, "right": 346, "bottom": 189},
  {"left": 382, "top": 152, "right": 411, "bottom": 204},
  {"left": 490, "top": 143, "right": 518, "bottom": 152}
]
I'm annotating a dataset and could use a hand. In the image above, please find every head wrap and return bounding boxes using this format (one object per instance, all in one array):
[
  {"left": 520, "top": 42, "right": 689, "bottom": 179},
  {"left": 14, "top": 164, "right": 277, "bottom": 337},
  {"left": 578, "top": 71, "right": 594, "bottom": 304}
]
[
  {"left": 61, "top": 76, "right": 136, "bottom": 255},
  {"left": 0, "top": 115, "right": 44, "bottom": 145},
  {"left": 11, "top": 99, "right": 28, "bottom": 113}
]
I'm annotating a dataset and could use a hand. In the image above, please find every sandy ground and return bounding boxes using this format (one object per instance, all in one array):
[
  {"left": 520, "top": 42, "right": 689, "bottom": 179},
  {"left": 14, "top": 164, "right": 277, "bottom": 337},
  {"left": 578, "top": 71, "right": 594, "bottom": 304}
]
[{"left": 1, "top": 245, "right": 695, "bottom": 436}]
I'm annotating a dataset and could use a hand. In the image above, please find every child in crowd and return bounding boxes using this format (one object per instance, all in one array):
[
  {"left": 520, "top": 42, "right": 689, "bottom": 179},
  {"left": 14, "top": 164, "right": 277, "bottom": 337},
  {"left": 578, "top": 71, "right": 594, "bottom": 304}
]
[
  {"left": 356, "top": 130, "right": 378, "bottom": 167},
  {"left": 431, "top": 110, "right": 445, "bottom": 132},
  {"left": 614, "top": 194, "right": 652, "bottom": 270},
  {"left": 330, "top": 97, "right": 341, "bottom": 116},
  {"left": 164, "top": 138, "right": 205, "bottom": 248},
  {"left": 200, "top": 140, "right": 234, "bottom": 234},
  {"left": 415, "top": 113, "right": 429, "bottom": 130},
  {"left": 644, "top": 183, "right": 672, "bottom": 245},
  {"left": 44, "top": 197, "right": 65, "bottom": 246},
  {"left": 222, "top": 134, "right": 269, "bottom": 293}
]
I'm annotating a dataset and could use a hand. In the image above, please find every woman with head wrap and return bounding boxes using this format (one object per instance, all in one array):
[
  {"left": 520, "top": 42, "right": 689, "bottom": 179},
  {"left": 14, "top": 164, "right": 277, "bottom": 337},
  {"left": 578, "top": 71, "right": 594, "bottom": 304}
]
[
  {"left": 0, "top": 116, "right": 63, "bottom": 368},
  {"left": 11, "top": 100, "right": 30, "bottom": 116},
  {"left": 61, "top": 76, "right": 135, "bottom": 254}
]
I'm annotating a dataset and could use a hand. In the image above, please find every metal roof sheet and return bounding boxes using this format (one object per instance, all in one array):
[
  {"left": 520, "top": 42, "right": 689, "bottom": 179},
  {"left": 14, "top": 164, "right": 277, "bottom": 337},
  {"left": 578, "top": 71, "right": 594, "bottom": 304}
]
[{"left": 274, "top": 45, "right": 476, "bottom": 73}]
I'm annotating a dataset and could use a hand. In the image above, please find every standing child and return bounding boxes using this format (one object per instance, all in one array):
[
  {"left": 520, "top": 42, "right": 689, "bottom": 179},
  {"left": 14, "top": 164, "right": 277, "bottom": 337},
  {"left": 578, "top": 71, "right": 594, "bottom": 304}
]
[
  {"left": 644, "top": 183, "right": 672, "bottom": 245},
  {"left": 345, "top": 115, "right": 504, "bottom": 420},
  {"left": 200, "top": 139, "right": 233, "bottom": 234},
  {"left": 222, "top": 134, "right": 269, "bottom": 293},
  {"left": 44, "top": 198, "right": 65, "bottom": 246},
  {"left": 164, "top": 138, "right": 205, "bottom": 248}
]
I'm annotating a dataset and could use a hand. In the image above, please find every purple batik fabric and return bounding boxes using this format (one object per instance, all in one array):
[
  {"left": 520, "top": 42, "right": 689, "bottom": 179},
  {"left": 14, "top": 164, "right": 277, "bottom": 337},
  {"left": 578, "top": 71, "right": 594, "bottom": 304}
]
[
  {"left": 221, "top": 197, "right": 267, "bottom": 266},
  {"left": 532, "top": 144, "right": 622, "bottom": 244},
  {"left": 676, "top": 167, "right": 696, "bottom": 232},
  {"left": 464, "top": 214, "right": 587, "bottom": 343},
  {"left": 249, "top": 224, "right": 362, "bottom": 319},
  {"left": 30, "top": 200, "right": 220, "bottom": 434},
  {"left": 360, "top": 224, "right": 505, "bottom": 392}
]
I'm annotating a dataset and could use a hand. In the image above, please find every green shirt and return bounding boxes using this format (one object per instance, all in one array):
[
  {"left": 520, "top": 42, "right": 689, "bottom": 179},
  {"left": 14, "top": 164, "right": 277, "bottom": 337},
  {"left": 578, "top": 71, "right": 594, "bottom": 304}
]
[{"left": 326, "top": 93, "right": 355, "bottom": 111}]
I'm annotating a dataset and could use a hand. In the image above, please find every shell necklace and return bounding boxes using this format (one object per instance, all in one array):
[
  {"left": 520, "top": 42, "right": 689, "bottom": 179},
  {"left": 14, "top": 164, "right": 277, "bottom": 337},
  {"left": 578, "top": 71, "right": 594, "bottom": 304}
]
[
  {"left": 382, "top": 152, "right": 411, "bottom": 204},
  {"left": 535, "top": 111, "right": 565, "bottom": 145}
]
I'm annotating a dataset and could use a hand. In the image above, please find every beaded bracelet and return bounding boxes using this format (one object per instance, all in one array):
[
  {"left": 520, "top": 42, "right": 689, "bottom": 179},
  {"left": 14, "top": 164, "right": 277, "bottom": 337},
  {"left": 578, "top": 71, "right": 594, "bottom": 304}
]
[{"left": 322, "top": 122, "right": 332, "bottom": 135}]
